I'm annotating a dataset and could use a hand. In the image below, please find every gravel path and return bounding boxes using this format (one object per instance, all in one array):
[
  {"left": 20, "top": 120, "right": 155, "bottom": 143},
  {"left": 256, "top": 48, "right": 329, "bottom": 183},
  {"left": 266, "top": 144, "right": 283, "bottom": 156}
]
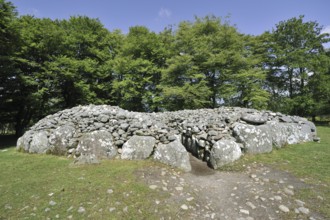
[{"left": 137, "top": 154, "right": 325, "bottom": 220}]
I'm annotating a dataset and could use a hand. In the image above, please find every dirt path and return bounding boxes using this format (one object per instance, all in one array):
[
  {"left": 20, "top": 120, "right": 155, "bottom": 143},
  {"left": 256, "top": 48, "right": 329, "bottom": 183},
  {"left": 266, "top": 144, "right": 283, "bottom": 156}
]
[{"left": 137, "top": 154, "right": 325, "bottom": 219}]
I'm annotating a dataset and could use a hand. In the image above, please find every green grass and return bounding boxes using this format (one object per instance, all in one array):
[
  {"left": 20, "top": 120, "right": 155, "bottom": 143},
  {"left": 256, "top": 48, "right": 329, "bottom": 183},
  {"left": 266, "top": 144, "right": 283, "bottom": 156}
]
[
  {"left": 0, "top": 150, "right": 173, "bottom": 219},
  {"left": 220, "top": 126, "right": 330, "bottom": 218}
]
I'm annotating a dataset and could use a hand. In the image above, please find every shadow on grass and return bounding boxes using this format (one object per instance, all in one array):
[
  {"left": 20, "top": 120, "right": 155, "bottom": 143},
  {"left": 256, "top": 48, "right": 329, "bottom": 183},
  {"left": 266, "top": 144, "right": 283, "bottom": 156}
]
[{"left": 0, "top": 135, "right": 17, "bottom": 149}]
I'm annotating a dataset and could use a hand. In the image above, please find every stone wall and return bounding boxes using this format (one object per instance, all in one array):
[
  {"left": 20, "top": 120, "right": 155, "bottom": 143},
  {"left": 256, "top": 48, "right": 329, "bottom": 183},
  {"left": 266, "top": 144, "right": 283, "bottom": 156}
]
[{"left": 17, "top": 105, "right": 318, "bottom": 171}]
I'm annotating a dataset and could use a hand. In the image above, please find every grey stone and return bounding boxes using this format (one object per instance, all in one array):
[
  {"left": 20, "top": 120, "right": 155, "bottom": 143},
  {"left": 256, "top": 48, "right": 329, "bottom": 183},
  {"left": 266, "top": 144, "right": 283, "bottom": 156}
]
[
  {"left": 16, "top": 130, "right": 34, "bottom": 152},
  {"left": 233, "top": 123, "right": 272, "bottom": 154},
  {"left": 98, "top": 114, "right": 110, "bottom": 123},
  {"left": 29, "top": 131, "right": 49, "bottom": 153},
  {"left": 279, "top": 116, "right": 292, "bottom": 123},
  {"left": 279, "top": 205, "right": 290, "bottom": 213},
  {"left": 208, "top": 130, "right": 218, "bottom": 136},
  {"left": 76, "top": 130, "right": 117, "bottom": 159},
  {"left": 209, "top": 139, "right": 242, "bottom": 169},
  {"left": 298, "top": 207, "right": 310, "bottom": 215},
  {"left": 49, "top": 125, "right": 76, "bottom": 155},
  {"left": 241, "top": 114, "right": 267, "bottom": 125},
  {"left": 267, "top": 121, "right": 289, "bottom": 148},
  {"left": 154, "top": 140, "right": 191, "bottom": 172},
  {"left": 120, "top": 123, "right": 130, "bottom": 131},
  {"left": 121, "top": 135, "right": 156, "bottom": 160}
]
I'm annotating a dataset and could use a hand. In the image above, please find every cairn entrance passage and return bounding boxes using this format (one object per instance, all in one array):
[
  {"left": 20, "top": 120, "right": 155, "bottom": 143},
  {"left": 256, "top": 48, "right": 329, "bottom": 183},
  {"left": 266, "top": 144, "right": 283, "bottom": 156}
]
[{"left": 17, "top": 105, "right": 318, "bottom": 172}]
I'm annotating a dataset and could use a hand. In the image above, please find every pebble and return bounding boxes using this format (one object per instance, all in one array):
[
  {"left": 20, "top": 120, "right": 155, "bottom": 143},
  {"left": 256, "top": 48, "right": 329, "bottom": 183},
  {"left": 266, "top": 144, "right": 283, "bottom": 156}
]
[
  {"left": 317, "top": 196, "right": 324, "bottom": 201},
  {"left": 49, "top": 200, "right": 56, "bottom": 206},
  {"left": 175, "top": 186, "right": 183, "bottom": 191},
  {"left": 274, "top": 195, "right": 282, "bottom": 201},
  {"left": 186, "top": 197, "right": 194, "bottom": 201},
  {"left": 149, "top": 185, "right": 157, "bottom": 190},
  {"left": 123, "top": 206, "right": 128, "bottom": 212},
  {"left": 107, "top": 189, "right": 113, "bottom": 194},
  {"left": 284, "top": 188, "right": 294, "bottom": 196},
  {"left": 77, "top": 206, "right": 86, "bottom": 213},
  {"left": 239, "top": 209, "right": 250, "bottom": 215},
  {"left": 246, "top": 201, "right": 256, "bottom": 209},
  {"left": 298, "top": 207, "right": 310, "bottom": 215},
  {"left": 45, "top": 208, "right": 51, "bottom": 212},
  {"left": 295, "top": 199, "right": 305, "bottom": 207},
  {"left": 109, "top": 207, "right": 116, "bottom": 212},
  {"left": 279, "top": 205, "right": 290, "bottom": 213},
  {"left": 5, "top": 204, "right": 12, "bottom": 210},
  {"left": 181, "top": 204, "right": 189, "bottom": 210},
  {"left": 250, "top": 174, "right": 257, "bottom": 179}
]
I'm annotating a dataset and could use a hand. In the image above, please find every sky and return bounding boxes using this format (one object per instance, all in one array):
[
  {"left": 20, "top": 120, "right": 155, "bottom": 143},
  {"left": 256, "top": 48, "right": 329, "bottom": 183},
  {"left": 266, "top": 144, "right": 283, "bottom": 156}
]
[{"left": 9, "top": 0, "right": 330, "bottom": 38}]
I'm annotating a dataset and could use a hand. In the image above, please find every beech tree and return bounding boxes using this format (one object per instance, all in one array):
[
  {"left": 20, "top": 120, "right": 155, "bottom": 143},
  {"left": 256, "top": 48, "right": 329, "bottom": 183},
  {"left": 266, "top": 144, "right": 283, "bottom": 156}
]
[
  {"left": 112, "top": 26, "right": 167, "bottom": 111},
  {"left": 0, "top": 0, "right": 20, "bottom": 133}
]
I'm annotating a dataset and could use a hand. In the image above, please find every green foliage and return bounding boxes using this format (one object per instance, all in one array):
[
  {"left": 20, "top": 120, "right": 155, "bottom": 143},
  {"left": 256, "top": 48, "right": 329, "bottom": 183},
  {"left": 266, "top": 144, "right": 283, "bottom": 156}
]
[
  {"left": 264, "top": 15, "right": 330, "bottom": 115},
  {"left": 0, "top": 0, "right": 20, "bottom": 133},
  {"left": 112, "top": 26, "right": 166, "bottom": 112}
]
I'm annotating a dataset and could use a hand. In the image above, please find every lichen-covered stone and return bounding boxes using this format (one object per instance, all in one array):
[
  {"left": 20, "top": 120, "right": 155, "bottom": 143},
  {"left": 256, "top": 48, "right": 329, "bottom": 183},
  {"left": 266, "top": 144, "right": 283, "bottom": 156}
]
[
  {"left": 121, "top": 135, "right": 156, "bottom": 160},
  {"left": 154, "top": 139, "right": 191, "bottom": 172},
  {"left": 233, "top": 123, "right": 272, "bottom": 154},
  {"left": 209, "top": 139, "right": 242, "bottom": 169},
  {"left": 49, "top": 124, "right": 76, "bottom": 155},
  {"left": 76, "top": 130, "right": 117, "bottom": 159},
  {"left": 29, "top": 131, "right": 49, "bottom": 154}
]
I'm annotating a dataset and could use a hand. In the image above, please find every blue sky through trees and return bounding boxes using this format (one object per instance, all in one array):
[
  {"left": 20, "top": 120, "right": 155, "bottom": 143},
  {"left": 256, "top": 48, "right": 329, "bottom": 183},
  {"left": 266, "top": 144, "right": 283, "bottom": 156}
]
[{"left": 10, "top": 0, "right": 330, "bottom": 46}]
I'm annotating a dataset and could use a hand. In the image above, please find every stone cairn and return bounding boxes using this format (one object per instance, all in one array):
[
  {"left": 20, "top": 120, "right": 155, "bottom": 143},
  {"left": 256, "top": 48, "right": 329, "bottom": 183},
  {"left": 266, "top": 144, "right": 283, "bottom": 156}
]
[{"left": 17, "top": 105, "right": 318, "bottom": 171}]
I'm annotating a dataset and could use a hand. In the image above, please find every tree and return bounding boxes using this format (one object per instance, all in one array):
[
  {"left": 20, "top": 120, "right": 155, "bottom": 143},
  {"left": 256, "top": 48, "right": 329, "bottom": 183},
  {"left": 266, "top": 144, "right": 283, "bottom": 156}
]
[
  {"left": 50, "top": 16, "right": 119, "bottom": 108},
  {"left": 159, "top": 16, "right": 269, "bottom": 110},
  {"left": 12, "top": 16, "right": 65, "bottom": 135},
  {"left": 266, "top": 15, "right": 330, "bottom": 115},
  {"left": 0, "top": 0, "right": 20, "bottom": 134},
  {"left": 112, "top": 26, "right": 167, "bottom": 111}
]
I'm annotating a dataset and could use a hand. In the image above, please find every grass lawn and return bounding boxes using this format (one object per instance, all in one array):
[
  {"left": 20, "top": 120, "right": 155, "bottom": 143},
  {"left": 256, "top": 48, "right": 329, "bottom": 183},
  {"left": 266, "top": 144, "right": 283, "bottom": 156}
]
[
  {"left": 220, "top": 126, "right": 330, "bottom": 218},
  {"left": 0, "top": 148, "right": 173, "bottom": 219}
]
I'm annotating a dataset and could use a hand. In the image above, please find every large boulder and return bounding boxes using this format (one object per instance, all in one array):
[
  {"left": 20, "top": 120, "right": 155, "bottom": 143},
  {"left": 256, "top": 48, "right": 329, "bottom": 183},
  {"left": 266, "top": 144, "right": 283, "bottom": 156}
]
[
  {"left": 121, "top": 135, "right": 156, "bottom": 160},
  {"left": 209, "top": 139, "right": 243, "bottom": 169},
  {"left": 233, "top": 123, "right": 272, "bottom": 154},
  {"left": 29, "top": 131, "right": 49, "bottom": 154},
  {"left": 153, "top": 139, "right": 192, "bottom": 172},
  {"left": 76, "top": 130, "right": 117, "bottom": 159},
  {"left": 17, "top": 130, "right": 34, "bottom": 152},
  {"left": 49, "top": 124, "right": 76, "bottom": 155},
  {"left": 267, "top": 121, "right": 290, "bottom": 148}
]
